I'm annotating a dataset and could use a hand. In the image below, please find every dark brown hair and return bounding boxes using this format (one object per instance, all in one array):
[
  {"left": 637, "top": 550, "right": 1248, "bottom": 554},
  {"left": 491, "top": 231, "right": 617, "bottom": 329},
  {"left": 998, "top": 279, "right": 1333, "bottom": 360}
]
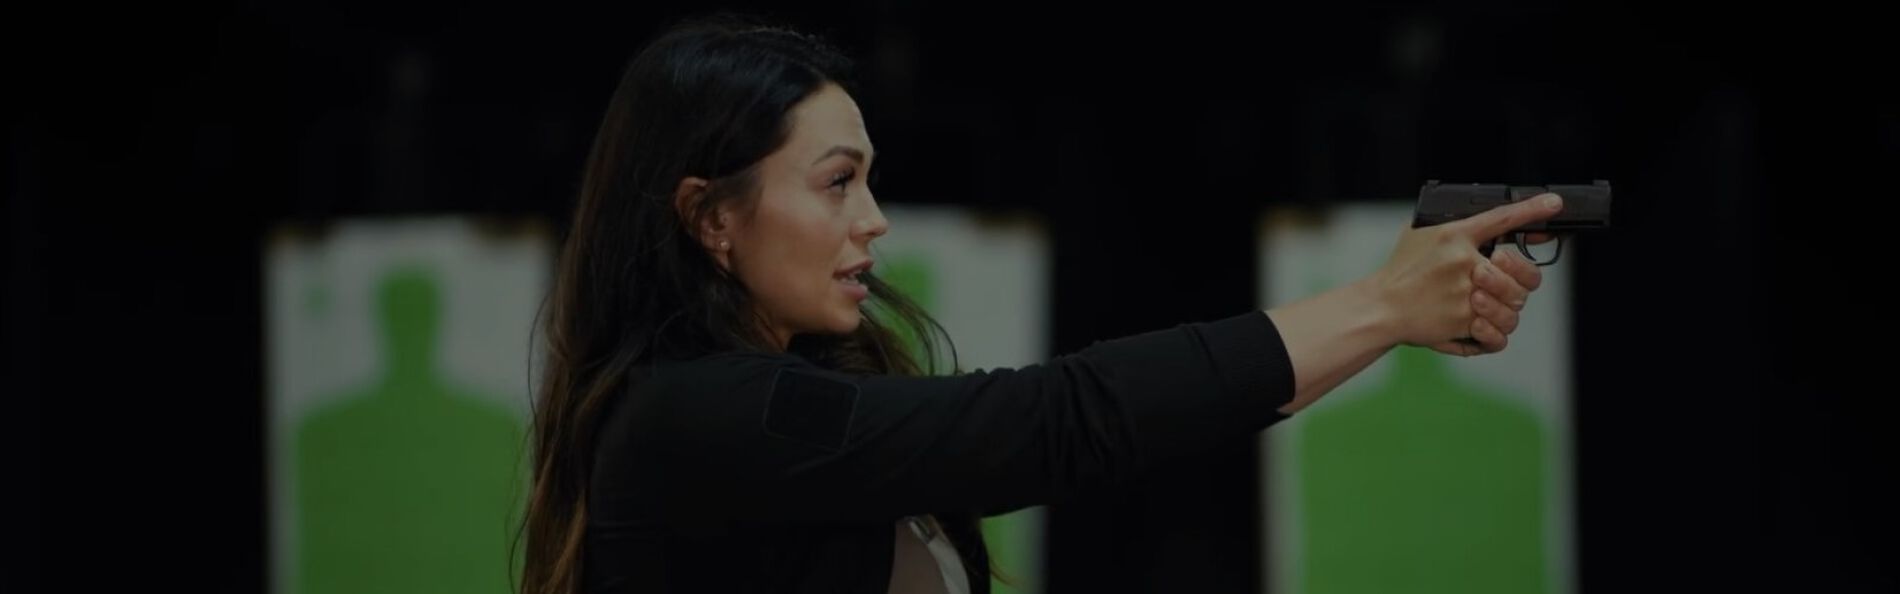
[{"left": 514, "top": 13, "right": 985, "bottom": 594}]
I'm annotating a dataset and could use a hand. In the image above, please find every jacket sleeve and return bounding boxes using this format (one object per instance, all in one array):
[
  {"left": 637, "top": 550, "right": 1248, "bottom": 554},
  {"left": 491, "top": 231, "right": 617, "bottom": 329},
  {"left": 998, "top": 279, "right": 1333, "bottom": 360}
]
[{"left": 634, "top": 310, "right": 1296, "bottom": 524}]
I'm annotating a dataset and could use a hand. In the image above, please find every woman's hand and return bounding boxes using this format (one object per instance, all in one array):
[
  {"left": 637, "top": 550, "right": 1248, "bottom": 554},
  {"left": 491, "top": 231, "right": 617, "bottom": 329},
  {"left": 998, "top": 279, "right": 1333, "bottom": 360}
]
[
  {"left": 1262, "top": 194, "right": 1563, "bottom": 413},
  {"left": 1366, "top": 193, "right": 1563, "bottom": 356}
]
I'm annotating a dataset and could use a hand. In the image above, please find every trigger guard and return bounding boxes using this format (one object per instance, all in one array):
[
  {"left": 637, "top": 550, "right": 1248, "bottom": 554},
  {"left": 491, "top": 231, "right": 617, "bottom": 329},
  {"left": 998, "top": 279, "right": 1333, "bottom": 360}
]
[{"left": 1514, "top": 234, "right": 1566, "bottom": 266}]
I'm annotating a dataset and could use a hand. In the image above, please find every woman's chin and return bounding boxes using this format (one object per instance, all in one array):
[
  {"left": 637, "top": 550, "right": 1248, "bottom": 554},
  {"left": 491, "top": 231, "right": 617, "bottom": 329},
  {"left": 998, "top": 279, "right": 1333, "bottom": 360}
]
[
  {"left": 792, "top": 307, "right": 863, "bottom": 338},
  {"left": 819, "top": 307, "right": 862, "bottom": 334}
]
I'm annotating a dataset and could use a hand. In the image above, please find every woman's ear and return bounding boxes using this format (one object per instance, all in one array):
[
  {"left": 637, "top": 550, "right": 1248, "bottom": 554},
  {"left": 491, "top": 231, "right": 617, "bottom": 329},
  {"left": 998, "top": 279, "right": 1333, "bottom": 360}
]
[
  {"left": 674, "top": 177, "right": 734, "bottom": 266},
  {"left": 672, "top": 178, "right": 722, "bottom": 246}
]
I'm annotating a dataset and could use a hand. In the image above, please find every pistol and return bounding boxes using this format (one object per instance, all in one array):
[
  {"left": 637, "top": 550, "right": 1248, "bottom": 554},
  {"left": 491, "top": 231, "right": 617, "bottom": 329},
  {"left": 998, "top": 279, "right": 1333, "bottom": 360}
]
[{"left": 1412, "top": 180, "right": 1612, "bottom": 266}]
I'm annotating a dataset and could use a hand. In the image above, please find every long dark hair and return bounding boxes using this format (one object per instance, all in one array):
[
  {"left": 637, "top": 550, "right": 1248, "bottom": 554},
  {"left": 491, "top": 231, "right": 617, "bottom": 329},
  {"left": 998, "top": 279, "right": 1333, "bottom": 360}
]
[{"left": 515, "top": 13, "right": 980, "bottom": 594}]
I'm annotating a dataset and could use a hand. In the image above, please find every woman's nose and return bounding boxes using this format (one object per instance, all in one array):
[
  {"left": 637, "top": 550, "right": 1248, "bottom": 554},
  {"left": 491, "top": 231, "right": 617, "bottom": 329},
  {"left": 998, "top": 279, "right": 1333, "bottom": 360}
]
[{"left": 856, "top": 199, "right": 888, "bottom": 239}]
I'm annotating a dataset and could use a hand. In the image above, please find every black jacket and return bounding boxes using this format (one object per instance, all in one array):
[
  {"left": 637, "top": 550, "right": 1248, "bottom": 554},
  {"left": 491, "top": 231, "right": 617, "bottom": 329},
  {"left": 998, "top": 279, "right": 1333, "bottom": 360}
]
[{"left": 582, "top": 310, "right": 1297, "bottom": 593}]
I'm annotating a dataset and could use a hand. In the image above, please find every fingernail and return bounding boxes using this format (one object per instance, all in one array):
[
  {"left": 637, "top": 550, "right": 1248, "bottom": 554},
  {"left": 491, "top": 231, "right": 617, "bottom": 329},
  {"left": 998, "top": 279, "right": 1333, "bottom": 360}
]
[{"left": 1542, "top": 194, "right": 1563, "bottom": 210}]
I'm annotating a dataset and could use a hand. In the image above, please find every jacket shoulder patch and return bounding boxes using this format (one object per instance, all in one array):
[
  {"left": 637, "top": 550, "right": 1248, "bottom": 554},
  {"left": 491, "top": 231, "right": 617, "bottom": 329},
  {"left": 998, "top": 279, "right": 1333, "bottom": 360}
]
[{"left": 762, "top": 367, "right": 859, "bottom": 451}]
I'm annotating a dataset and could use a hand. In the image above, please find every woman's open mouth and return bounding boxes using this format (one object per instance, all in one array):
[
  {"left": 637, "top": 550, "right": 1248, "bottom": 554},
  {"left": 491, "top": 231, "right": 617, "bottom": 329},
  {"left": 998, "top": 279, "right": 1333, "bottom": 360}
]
[{"left": 835, "top": 260, "right": 872, "bottom": 300}]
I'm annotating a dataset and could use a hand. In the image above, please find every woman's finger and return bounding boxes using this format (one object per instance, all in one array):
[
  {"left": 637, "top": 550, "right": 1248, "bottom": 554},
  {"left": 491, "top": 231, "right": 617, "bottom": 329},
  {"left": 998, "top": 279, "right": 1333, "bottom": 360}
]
[
  {"left": 1492, "top": 249, "right": 1543, "bottom": 294},
  {"left": 1473, "top": 260, "right": 1529, "bottom": 310},
  {"left": 1451, "top": 194, "right": 1565, "bottom": 244},
  {"left": 1470, "top": 317, "right": 1508, "bottom": 354},
  {"left": 1429, "top": 340, "right": 1484, "bottom": 357},
  {"left": 1472, "top": 290, "right": 1520, "bottom": 335}
]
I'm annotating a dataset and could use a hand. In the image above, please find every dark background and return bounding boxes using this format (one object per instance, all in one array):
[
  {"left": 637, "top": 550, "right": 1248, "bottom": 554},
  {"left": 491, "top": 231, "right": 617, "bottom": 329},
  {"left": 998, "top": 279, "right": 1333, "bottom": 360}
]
[{"left": 16, "top": 1, "right": 1893, "bottom": 592}]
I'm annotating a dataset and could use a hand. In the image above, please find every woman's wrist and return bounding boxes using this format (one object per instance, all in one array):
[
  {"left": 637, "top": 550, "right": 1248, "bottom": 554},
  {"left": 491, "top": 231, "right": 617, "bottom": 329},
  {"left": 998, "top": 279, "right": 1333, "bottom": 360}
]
[
  {"left": 1345, "top": 273, "right": 1405, "bottom": 350},
  {"left": 1262, "top": 277, "right": 1403, "bottom": 414}
]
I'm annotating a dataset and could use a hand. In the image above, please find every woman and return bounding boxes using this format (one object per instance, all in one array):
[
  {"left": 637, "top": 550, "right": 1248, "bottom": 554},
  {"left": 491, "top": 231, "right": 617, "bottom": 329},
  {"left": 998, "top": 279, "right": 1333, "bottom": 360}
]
[{"left": 517, "top": 14, "right": 1560, "bottom": 594}]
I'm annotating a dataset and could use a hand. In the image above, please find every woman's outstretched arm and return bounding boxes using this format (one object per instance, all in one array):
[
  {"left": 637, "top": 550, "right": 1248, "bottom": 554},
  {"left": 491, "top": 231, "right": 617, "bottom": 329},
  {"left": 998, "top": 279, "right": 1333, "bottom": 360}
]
[{"left": 591, "top": 195, "right": 1565, "bottom": 525}]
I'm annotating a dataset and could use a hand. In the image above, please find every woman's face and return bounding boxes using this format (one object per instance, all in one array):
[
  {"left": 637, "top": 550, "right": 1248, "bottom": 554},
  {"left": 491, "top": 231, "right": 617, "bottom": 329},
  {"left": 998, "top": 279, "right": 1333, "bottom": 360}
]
[{"left": 703, "top": 83, "right": 888, "bottom": 349}]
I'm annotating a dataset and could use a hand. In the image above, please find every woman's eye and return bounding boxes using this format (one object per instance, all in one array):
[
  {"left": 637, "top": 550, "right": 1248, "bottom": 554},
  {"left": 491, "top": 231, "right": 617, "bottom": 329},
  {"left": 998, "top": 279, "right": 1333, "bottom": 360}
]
[{"left": 830, "top": 169, "right": 855, "bottom": 190}]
